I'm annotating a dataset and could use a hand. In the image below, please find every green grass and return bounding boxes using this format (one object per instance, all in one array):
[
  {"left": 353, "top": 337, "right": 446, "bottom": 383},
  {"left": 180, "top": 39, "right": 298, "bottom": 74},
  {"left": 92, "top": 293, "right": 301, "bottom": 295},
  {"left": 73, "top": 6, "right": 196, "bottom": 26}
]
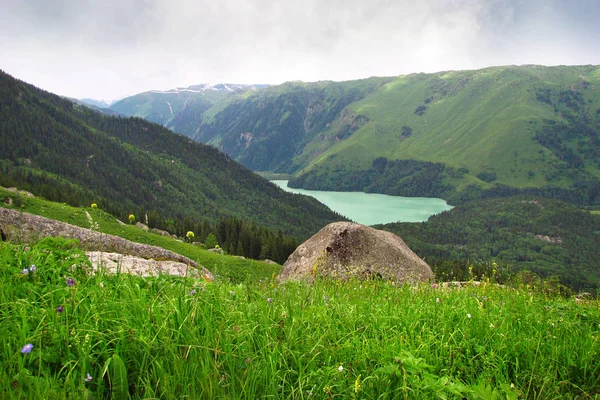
[
  {"left": 0, "top": 187, "right": 280, "bottom": 283},
  {"left": 1, "top": 238, "right": 599, "bottom": 399}
]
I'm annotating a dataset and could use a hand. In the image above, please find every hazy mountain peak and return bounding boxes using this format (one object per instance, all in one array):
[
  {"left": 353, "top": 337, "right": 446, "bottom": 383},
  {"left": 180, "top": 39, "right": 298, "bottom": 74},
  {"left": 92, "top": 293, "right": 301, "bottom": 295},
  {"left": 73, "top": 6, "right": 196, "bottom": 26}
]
[{"left": 149, "top": 83, "right": 270, "bottom": 94}]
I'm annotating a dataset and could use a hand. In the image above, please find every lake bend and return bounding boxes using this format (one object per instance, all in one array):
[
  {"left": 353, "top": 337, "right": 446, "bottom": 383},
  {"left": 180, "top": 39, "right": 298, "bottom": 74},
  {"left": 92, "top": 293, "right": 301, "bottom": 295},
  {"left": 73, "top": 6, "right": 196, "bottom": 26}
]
[{"left": 272, "top": 180, "right": 453, "bottom": 225}]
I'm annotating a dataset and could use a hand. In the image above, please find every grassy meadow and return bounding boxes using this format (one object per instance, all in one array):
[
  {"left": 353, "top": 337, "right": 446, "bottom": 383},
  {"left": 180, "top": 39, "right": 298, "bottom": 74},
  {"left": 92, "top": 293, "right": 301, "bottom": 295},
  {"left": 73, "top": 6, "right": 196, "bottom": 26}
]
[{"left": 1, "top": 237, "right": 599, "bottom": 399}]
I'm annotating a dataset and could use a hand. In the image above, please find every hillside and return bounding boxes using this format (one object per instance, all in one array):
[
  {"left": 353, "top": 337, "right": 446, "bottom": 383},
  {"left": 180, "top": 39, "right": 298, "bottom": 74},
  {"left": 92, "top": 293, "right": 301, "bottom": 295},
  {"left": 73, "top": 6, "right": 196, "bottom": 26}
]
[
  {"left": 0, "top": 70, "right": 344, "bottom": 240},
  {"left": 148, "top": 65, "right": 600, "bottom": 205},
  {"left": 0, "top": 186, "right": 282, "bottom": 282},
  {"left": 376, "top": 197, "right": 600, "bottom": 292}
]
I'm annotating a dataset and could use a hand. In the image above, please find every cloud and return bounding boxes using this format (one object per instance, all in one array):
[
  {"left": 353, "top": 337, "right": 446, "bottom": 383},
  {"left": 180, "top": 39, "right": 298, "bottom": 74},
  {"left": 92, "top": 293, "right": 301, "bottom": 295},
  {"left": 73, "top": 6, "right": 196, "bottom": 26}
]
[{"left": 0, "top": 0, "right": 598, "bottom": 99}]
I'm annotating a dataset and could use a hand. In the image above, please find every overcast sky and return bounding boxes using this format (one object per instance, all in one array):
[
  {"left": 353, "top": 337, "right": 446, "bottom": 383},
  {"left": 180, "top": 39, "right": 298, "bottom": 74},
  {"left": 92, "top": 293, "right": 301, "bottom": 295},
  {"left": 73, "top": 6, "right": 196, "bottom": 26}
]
[{"left": 1, "top": 0, "right": 599, "bottom": 101}]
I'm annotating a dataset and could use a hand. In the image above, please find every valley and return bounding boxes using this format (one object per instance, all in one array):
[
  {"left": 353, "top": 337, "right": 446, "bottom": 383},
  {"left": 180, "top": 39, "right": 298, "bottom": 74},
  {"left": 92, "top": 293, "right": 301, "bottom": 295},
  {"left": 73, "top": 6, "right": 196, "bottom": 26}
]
[
  {"left": 1, "top": 66, "right": 599, "bottom": 399},
  {"left": 4, "top": 1, "right": 600, "bottom": 398},
  {"left": 111, "top": 65, "right": 600, "bottom": 206}
]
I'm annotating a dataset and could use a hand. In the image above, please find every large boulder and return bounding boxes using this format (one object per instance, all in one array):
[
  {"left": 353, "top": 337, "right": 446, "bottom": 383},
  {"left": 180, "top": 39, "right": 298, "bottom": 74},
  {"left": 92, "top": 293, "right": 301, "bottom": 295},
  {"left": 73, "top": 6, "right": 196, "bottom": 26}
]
[{"left": 277, "top": 222, "right": 433, "bottom": 284}]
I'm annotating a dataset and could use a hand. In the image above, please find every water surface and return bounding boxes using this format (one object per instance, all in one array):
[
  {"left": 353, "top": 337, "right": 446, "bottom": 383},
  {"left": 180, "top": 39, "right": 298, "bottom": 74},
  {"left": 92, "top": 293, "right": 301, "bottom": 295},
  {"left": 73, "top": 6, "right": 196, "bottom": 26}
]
[{"left": 272, "top": 180, "right": 452, "bottom": 225}]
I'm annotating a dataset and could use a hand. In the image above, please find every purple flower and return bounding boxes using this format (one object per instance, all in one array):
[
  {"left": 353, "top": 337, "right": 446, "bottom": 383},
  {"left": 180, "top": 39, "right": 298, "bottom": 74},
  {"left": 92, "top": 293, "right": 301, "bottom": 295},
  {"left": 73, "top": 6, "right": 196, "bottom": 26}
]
[
  {"left": 66, "top": 278, "right": 75, "bottom": 287},
  {"left": 189, "top": 289, "right": 197, "bottom": 295},
  {"left": 57, "top": 306, "right": 64, "bottom": 313},
  {"left": 431, "top": 283, "right": 439, "bottom": 289},
  {"left": 267, "top": 297, "right": 273, "bottom": 303},
  {"left": 21, "top": 344, "right": 33, "bottom": 354},
  {"left": 29, "top": 265, "right": 36, "bottom": 273},
  {"left": 230, "top": 290, "right": 235, "bottom": 296},
  {"left": 85, "top": 373, "right": 93, "bottom": 383},
  {"left": 21, "top": 268, "right": 29, "bottom": 275}
]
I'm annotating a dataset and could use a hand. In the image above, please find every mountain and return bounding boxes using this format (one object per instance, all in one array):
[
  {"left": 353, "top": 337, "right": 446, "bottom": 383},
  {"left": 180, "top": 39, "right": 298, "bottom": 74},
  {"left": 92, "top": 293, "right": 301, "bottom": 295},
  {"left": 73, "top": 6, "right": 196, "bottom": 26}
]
[
  {"left": 158, "top": 65, "right": 600, "bottom": 206},
  {"left": 68, "top": 98, "right": 123, "bottom": 117},
  {"left": 79, "top": 98, "right": 115, "bottom": 108},
  {"left": 0, "top": 70, "right": 343, "bottom": 239},
  {"left": 376, "top": 197, "right": 600, "bottom": 292},
  {"left": 110, "top": 83, "right": 269, "bottom": 129}
]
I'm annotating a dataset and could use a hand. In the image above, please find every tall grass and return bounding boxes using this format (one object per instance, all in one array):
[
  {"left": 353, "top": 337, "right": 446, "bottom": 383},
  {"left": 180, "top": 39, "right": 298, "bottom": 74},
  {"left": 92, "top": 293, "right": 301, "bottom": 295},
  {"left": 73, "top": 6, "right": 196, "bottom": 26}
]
[{"left": 1, "top": 238, "right": 598, "bottom": 399}]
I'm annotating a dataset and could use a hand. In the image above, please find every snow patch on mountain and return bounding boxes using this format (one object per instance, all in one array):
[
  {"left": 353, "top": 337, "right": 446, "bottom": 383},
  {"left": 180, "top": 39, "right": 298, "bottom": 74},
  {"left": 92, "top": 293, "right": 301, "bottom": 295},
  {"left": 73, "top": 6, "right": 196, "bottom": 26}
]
[{"left": 149, "top": 83, "right": 269, "bottom": 95}]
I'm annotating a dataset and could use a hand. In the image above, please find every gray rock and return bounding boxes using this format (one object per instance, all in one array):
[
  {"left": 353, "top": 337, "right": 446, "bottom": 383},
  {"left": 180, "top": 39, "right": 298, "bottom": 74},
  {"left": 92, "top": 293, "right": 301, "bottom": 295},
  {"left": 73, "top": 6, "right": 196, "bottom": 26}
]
[
  {"left": 208, "top": 248, "right": 223, "bottom": 254},
  {"left": 135, "top": 222, "right": 149, "bottom": 231},
  {"left": 277, "top": 222, "right": 433, "bottom": 284},
  {"left": 87, "top": 251, "right": 212, "bottom": 279},
  {"left": 263, "top": 259, "right": 278, "bottom": 265},
  {"left": 150, "top": 228, "right": 171, "bottom": 237}
]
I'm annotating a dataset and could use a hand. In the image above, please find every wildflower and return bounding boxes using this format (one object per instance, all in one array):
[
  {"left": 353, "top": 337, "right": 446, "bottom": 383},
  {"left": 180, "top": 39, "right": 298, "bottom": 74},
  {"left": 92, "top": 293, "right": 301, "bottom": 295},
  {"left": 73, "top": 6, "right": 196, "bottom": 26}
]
[
  {"left": 91, "top": 203, "right": 98, "bottom": 209},
  {"left": 189, "top": 289, "right": 197, "bottom": 295},
  {"left": 85, "top": 373, "right": 93, "bottom": 383},
  {"left": 355, "top": 374, "right": 361, "bottom": 393},
  {"left": 57, "top": 306, "right": 64, "bottom": 313},
  {"left": 66, "top": 278, "right": 75, "bottom": 287},
  {"left": 29, "top": 265, "right": 36, "bottom": 273},
  {"left": 431, "top": 283, "right": 439, "bottom": 289},
  {"left": 436, "top": 298, "right": 440, "bottom": 303},
  {"left": 230, "top": 290, "right": 235, "bottom": 296},
  {"left": 20, "top": 344, "right": 33, "bottom": 354},
  {"left": 489, "top": 323, "right": 495, "bottom": 329},
  {"left": 267, "top": 297, "right": 273, "bottom": 303},
  {"left": 21, "top": 268, "right": 29, "bottom": 275},
  {"left": 338, "top": 365, "right": 344, "bottom": 372},
  {"left": 128, "top": 214, "right": 135, "bottom": 224},
  {"left": 467, "top": 313, "right": 472, "bottom": 319}
]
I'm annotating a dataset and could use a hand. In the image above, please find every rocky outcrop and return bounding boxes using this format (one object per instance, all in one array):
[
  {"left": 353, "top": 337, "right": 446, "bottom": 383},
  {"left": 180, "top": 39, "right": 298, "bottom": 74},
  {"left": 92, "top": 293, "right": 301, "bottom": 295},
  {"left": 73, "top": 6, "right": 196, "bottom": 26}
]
[
  {"left": 86, "top": 252, "right": 212, "bottom": 279},
  {"left": 151, "top": 228, "right": 171, "bottom": 237},
  {"left": 0, "top": 208, "right": 213, "bottom": 280},
  {"left": 277, "top": 222, "right": 433, "bottom": 284},
  {"left": 135, "top": 222, "right": 149, "bottom": 231}
]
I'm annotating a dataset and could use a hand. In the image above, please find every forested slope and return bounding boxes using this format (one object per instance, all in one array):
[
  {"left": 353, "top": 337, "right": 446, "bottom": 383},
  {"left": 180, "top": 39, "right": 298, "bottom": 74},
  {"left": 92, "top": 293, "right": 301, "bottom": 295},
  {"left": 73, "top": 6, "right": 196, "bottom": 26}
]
[
  {"left": 377, "top": 197, "right": 600, "bottom": 291},
  {"left": 0, "top": 70, "right": 344, "bottom": 240}
]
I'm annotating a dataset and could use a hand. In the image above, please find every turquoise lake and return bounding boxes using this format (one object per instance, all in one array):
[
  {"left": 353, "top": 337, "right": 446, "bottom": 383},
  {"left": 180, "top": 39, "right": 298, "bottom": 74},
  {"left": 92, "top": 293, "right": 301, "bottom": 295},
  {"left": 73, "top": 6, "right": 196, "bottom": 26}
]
[{"left": 272, "top": 180, "right": 453, "bottom": 225}]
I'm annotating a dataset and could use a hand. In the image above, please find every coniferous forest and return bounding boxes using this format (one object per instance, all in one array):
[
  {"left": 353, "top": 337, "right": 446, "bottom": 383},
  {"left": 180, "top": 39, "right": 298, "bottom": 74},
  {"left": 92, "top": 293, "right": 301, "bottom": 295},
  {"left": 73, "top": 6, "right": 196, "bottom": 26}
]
[{"left": 378, "top": 197, "right": 600, "bottom": 292}]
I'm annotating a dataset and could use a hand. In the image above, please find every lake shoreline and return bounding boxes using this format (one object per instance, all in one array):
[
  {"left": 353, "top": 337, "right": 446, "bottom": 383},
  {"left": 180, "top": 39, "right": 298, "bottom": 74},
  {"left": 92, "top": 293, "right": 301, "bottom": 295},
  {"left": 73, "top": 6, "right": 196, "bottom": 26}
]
[{"left": 272, "top": 180, "right": 452, "bottom": 225}]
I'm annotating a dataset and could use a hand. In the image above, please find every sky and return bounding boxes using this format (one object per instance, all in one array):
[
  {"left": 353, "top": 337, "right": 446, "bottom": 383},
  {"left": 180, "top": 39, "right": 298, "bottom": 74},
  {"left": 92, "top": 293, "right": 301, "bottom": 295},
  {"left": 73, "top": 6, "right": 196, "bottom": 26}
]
[{"left": 1, "top": 0, "right": 599, "bottom": 101}]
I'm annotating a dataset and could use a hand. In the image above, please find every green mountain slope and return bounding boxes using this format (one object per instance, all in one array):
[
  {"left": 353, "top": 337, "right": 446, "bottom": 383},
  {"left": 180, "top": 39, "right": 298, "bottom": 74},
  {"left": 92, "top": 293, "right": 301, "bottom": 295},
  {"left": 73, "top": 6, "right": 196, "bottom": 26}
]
[
  {"left": 177, "top": 65, "right": 600, "bottom": 205},
  {"left": 0, "top": 70, "right": 344, "bottom": 239},
  {"left": 194, "top": 78, "right": 393, "bottom": 172},
  {"left": 376, "top": 197, "right": 600, "bottom": 292}
]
